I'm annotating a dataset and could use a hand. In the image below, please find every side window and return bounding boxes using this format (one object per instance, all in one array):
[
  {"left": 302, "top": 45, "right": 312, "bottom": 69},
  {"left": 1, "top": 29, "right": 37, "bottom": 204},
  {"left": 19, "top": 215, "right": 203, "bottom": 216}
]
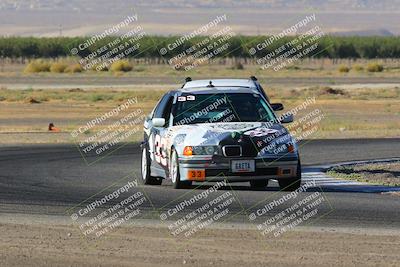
[
  {"left": 153, "top": 94, "right": 170, "bottom": 118},
  {"left": 162, "top": 97, "right": 174, "bottom": 123}
]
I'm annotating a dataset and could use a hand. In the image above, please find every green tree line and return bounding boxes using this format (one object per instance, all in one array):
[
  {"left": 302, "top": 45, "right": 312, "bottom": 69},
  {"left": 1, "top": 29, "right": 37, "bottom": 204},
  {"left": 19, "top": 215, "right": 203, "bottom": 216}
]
[{"left": 0, "top": 36, "right": 399, "bottom": 59}]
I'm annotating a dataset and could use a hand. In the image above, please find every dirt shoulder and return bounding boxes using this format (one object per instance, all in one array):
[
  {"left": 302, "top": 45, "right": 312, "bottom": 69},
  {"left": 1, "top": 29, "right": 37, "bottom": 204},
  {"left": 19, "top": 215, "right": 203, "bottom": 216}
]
[
  {"left": 328, "top": 161, "right": 400, "bottom": 186},
  {"left": 1, "top": 220, "right": 400, "bottom": 267},
  {"left": 1, "top": 87, "right": 400, "bottom": 144}
]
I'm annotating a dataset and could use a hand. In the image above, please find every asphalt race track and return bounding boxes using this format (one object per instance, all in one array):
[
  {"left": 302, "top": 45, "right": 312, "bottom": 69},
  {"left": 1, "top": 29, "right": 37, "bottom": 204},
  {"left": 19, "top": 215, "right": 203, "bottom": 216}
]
[{"left": 1, "top": 138, "right": 399, "bottom": 230}]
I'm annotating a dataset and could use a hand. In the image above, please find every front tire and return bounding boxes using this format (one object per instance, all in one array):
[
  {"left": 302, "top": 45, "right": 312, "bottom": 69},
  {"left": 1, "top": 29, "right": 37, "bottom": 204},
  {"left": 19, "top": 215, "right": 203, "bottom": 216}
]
[
  {"left": 170, "top": 149, "right": 192, "bottom": 189},
  {"left": 278, "top": 160, "right": 301, "bottom": 191},
  {"left": 141, "top": 146, "right": 162, "bottom": 185}
]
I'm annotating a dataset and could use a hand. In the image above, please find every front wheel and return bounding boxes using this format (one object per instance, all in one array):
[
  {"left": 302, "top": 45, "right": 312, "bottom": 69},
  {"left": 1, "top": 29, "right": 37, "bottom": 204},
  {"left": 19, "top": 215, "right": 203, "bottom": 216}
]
[
  {"left": 141, "top": 146, "right": 162, "bottom": 185},
  {"left": 170, "top": 149, "right": 192, "bottom": 189},
  {"left": 278, "top": 161, "right": 301, "bottom": 191}
]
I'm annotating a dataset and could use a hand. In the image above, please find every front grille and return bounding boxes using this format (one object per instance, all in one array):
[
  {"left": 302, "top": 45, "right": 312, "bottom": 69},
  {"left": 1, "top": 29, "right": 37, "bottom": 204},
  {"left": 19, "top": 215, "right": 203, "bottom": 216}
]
[
  {"left": 222, "top": 145, "right": 242, "bottom": 157},
  {"left": 206, "top": 168, "right": 278, "bottom": 177}
]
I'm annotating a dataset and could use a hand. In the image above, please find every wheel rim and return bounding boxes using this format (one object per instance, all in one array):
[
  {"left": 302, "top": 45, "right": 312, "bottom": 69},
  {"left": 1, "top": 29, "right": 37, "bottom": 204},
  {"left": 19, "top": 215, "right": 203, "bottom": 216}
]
[
  {"left": 141, "top": 148, "right": 147, "bottom": 180},
  {"left": 170, "top": 152, "right": 178, "bottom": 183}
]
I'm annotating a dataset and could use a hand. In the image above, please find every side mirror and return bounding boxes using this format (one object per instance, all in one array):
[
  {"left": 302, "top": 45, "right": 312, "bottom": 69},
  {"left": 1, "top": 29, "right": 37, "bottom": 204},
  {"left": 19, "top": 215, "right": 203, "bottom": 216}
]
[
  {"left": 280, "top": 114, "right": 293, "bottom": 123},
  {"left": 271, "top": 103, "right": 284, "bottom": 111},
  {"left": 152, "top": 118, "right": 166, "bottom": 127}
]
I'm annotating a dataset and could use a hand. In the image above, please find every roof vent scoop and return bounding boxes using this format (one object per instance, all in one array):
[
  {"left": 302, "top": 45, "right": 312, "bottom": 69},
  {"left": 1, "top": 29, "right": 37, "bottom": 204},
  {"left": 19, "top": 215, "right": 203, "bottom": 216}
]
[
  {"left": 182, "top": 77, "right": 193, "bottom": 88},
  {"left": 207, "top": 81, "right": 214, "bottom": 87},
  {"left": 250, "top": 76, "right": 257, "bottom": 81}
]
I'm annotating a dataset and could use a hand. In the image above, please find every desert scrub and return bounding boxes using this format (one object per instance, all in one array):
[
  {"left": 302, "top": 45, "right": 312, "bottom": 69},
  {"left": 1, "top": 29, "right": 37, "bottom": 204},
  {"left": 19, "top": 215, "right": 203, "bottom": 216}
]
[
  {"left": 230, "top": 62, "right": 244, "bottom": 70},
  {"left": 338, "top": 65, "right": 350, "bottom": 73},
  {"left": 24, "top": 60, "right": 51, "bottom": 73},
  {"left": 92, "top": 64, "right": 109, "bottom": 72},
  {"left": 353, "top": 64, "right": 364, "bottom": 71},
  {"left": 65, "top": 64, "right": 83, "bottom": 73},
  {"left": 90, "top": 94, "right": 115, "bottom": 102},
  {"left": 110, "top": 60, "right": 133, "bottom": 72},
  {"left": 50, "top": 62, "right": 68, "bottom": 73},
  {"left": 366, "top": 63, "right": 384, "bottom": 72}
]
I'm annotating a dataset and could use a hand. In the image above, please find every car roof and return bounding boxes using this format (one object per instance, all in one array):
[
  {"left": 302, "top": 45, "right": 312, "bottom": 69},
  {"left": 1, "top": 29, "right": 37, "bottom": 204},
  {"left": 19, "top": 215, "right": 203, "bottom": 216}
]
[
  {"left": 179, "top": 86, "right": 261, "bottom": 95},
  {"left": 182, "top": 79, "right": 257, "bottom": 89}
]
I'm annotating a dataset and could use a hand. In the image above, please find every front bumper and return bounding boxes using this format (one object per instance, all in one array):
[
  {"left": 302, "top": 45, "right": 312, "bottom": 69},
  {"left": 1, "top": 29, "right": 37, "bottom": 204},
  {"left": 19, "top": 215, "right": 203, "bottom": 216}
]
[{"left": 178, "top": 155, "right": 298, "bottom": 182}]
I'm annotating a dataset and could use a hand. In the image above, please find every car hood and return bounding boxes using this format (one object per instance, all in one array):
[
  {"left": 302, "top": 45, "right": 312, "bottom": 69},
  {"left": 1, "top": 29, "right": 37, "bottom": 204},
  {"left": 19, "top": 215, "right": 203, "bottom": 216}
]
[{"left": 168, "top": 122, "right": 295, "bottom": 156}]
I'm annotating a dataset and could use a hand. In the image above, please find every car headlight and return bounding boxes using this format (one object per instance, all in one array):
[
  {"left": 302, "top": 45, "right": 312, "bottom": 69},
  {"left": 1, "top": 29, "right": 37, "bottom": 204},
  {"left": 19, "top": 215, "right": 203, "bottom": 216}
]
[{"left": 183, "top": 146, "right": 218, "bottom": 156}]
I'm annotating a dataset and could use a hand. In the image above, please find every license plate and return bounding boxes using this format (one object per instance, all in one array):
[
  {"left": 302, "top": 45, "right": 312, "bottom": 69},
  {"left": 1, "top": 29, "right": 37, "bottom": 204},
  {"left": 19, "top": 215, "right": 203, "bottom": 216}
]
[{"left": 231, "top": 160, "right": 255, "bottom": 173}]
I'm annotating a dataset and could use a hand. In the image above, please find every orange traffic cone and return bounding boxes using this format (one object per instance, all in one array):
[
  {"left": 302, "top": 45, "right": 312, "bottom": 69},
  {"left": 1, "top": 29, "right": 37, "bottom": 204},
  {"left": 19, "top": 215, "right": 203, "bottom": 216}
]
[{"left": 48, "top": 123, "right": 60, "bottom": 132}]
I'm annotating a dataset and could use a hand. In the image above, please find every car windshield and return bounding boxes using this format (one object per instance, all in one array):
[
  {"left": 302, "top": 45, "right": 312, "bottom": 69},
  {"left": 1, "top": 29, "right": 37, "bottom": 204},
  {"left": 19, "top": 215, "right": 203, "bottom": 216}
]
[{"left": 172, "top": 93, "right": 275, "bottom": 125}]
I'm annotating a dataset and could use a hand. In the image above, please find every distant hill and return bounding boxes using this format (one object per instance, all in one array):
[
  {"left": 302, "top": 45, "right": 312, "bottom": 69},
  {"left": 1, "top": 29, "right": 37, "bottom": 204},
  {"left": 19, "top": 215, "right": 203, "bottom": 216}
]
[
  {"left": 332, "top": 29, "right": 394, "bottom": 36},
  {"left": 1, "top": 0, "right": 400, "bottom": 11},
  {"left": 0, "top": 0, "right": 399, "bottom": 36}
]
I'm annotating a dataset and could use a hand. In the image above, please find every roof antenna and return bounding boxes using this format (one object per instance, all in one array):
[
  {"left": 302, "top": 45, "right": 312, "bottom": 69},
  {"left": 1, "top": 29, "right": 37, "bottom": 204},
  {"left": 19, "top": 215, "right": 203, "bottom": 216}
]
[{"left": 207, "top": 81, "right": 214, "bottom": 87}]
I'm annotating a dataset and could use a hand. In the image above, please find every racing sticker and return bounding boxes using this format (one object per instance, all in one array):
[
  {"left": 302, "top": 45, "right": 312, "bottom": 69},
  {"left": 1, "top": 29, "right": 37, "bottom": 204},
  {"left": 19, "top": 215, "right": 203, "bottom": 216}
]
[
  {"left": 207, "top": 123, "right": 255, "bottom": 131},
  {"left": 154, "top": 134, "right": 168, "bottom": 166},
  {"left": 178, "top": 96, "right": 186, "bottom": 102},
  {"left": 187, "top": 95, "right": 196, "bottom": 101},
  {"left": 244, "top": 127, "right": 279, "bottom": 137}
]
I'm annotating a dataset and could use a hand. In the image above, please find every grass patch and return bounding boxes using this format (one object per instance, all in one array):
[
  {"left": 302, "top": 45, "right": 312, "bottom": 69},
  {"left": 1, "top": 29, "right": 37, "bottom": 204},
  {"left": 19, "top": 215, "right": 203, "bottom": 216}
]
[
  {"left": 327, "top": 167, "right": 364, "bottom": 181},
  {"left": 0, "top": 88, "right": 167, "bottom": 103},
  {"left": 327, "top": 162, "right": 400, "bottom": 186},
  {"left": 230, "top": 62, "right": 244, "bottom": 70}
]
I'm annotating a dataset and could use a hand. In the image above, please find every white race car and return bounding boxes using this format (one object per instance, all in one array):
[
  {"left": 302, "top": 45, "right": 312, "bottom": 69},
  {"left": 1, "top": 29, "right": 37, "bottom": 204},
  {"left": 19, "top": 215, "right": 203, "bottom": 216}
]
[{"left": 141, "top": 77, "right": 301, "bottom": 190}]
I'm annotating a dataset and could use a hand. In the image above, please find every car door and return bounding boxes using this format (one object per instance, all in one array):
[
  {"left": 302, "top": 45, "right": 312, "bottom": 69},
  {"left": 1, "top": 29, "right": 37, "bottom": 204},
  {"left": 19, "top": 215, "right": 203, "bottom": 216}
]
[{"left": 147, "top": 93, "right": 174, "bottom": 176}]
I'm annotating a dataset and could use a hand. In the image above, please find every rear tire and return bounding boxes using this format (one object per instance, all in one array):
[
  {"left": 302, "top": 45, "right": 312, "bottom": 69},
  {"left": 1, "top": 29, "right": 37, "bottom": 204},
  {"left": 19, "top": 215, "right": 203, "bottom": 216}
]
[
  {"left": 170, "top": 149, "right": 192, "bottom": 189},
  {"left": 250, "top": 179, "right": 269, "bottom": 189},
  {"left": 278, "top": 160, "right": 301, "bottom": 191},
  {"left": 141, "top": 146, "right": 162, "bottom": 185}
]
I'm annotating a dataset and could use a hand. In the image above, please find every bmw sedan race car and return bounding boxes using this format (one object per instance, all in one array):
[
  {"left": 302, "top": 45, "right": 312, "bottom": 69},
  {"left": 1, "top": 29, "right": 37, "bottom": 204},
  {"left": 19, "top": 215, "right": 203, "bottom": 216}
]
[{"left": 141, "top": 77, "right": 301, "bottom": 190}]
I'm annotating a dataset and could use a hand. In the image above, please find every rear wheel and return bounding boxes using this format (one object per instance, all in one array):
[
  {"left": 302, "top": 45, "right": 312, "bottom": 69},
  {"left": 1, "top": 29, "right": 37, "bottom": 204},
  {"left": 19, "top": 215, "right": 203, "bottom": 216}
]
[
  {"left": 170, "top": 149, "right": 192, "bottom": 189},
  {"left": 250, "top": 179, "right": 269, "bottom": 189},
  {"left": 141, "top": 146, "right": 162, "bottom": 185},
  {"left": 278, "top": 160, "right": 301, "bottom": 191}
]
